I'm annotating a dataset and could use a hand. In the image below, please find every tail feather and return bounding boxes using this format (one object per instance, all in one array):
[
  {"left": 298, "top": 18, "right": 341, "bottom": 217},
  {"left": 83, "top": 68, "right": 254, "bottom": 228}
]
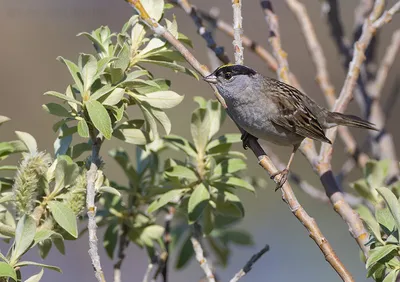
[{"left": 328, "top": 112, "right": 378, "bottom": 131}]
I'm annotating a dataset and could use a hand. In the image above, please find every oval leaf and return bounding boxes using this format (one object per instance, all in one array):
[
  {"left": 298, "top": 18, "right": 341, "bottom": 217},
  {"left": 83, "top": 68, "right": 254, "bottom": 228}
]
[
  {"left": 357, "top": 205, "right": 383, "bottom": 244},
  {"left": 376, "top": 187, "right": 400, "bottom": 231},
  {"left": 212, "top": 159, "right": 247, "bottom": 179},
  {"left": 77, "top": 119, "right": 90, "bottom": 138},
  {"left": 42, "top": 103, "right": 71, "bottom": 117},
  {"left": 136, "top": 91, "right": 183, "bottom": 109},
  {"left": 366, "top": 245, "right": 398, "bottom": 270},
  {"left": 11, "top": 215, "right": 36, "bottom": 263},
  {"left": 25, "top": 268, "right": 44, "bottom": 282},
  {"left": 148, "top": 188, "right": 189, "bottom": 213},
  {"left": 188, "top": 184, "right": 210, "bottom": 223},
  {"left": 48, "top": 201, "right": 78, "bottom": 238},
  {"left": 15, "top": 131, "right": 37, "bottom": 154},
  {"left": 0, "top": 262, "right": 16, "bottom": 280},
  {"left": 165, "top": 166, "right": 198, "bottom": 181},
  {"left": 85, "top": 100, "right": 112, "bottom": 140},
  {"left": 102, "top": 88, "right": 125, "bottom": 106}
]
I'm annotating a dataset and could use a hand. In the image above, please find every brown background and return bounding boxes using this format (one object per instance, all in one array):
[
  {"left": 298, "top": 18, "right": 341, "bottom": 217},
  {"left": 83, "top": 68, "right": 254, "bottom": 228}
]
[{"left": 0, "top": 1, "right": 399, "bottom": 281}]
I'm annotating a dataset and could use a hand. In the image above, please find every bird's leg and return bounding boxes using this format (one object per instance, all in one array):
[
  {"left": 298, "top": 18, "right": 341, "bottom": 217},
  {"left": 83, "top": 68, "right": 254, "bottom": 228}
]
[
  {"left": 270, "top": 144, "right": 299, "bottom": 190},
  {"left": 241, "top": 132, "right": 258, "bottom": 150}
]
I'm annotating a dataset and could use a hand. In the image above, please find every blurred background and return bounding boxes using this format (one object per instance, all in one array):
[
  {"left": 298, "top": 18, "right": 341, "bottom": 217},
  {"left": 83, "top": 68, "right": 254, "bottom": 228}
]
[{"left": 0, "top": 0, "right": 399, "bottom": 281}]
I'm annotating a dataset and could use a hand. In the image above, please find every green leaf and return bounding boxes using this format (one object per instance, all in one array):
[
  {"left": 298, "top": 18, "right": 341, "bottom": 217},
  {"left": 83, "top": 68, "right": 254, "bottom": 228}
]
[
  {"left": 34, "top": 229, "right": 55, "bottom": 246},
  {"left": 202, "top": 205, "right": 214, "bottom": 235},
  {"left": 42, "top": 103, "right": 71, "bottom": 117},
  {"left": 15, "top": 131, "right": 37, "bottom": 154},
  {"left": 191, "top": 108, "right": 210, "bottom": 153},
  {"left": 99, "top": 186, "right": 121, "bottom": 197},
  {"left": 48, "top": 201, "right": 78, "bottom": 238},
  {"left": 213, "top": 177, "right": 255, "bottom": 193},
  {"left": 206, "top": 134, "right": 242, "bottom": 150},
  {"left": 91, "top": 84, "right": 116, "bottom": 101},
  {"left": 136, "top": 91, "right": 184, "bottom": 109},
  {"left": 357, "top": 205, "right": 383, "bottom": 244},
  {"left": 140, "top": 104, "right": 159, "bottom": 139},
  {"left": 78, "top": 54, "right": 97, "bottom": 92},
  {"left": 51, "top": 233, "right": 65, "bottom": 255},
  {"left": 140, "top": 0, "right": 164, "bottom": 21},
  {"left": 148, "top": 189, "right": 189, "bottom": 213},
  {"left": 104, "top": 223, "right": 118, "bottom": 259},
  {"left": 101, "top": 88, "right": 125, "bottom": 106},
  {"left": 113, "top": 43, "right": 130, "bottom": 71},
  {"left": 77, "top": 119, "right": 90, "bottom": 138},
  {"left": 376, "top": 206, "right": 396, "bottom": 235},
  {"left": 140, "top": 59, "right": 198, "bottom": 79},
  {"left": 212, "top": 159, "right": 247, "bottom": 179},
  {"left": 365, "top": 160, "right": 389, "bottom": 189},
  {"left": 0, "top": 262, "right": 16, "bottom": 280},
  {"left": 15, "top": 261, "right": 61, "bottom": 273},
  {"left": 175, "top": 234, "right": 194, "bottom": 269},
  {"left": 85, "top": 100, "right": 112, "bottom": 140},
  {"left": 57, "top": 57, "right": 83, "bottom": 93},
  {"left": 178, "top": 32, "right": 193, "bottom": 48},
  {"left": 164, "top": 135, "right": 197, "bottom": 158},
  {"left": 366, "top": 245, "right": 398, "bottom": 271},
  {"left": 114, "top": 128, "right": 150, "bottom": 145},
  {"left": 11, "top": 215, "right": 36, "bottom": 263},
  {"left": 54, "top": 156, "right": 79, "bottom": 192},
  {"left": 214, "top": 191, "right": 244, "bottom": 218},
  {"left": 140, "top": 225, "right": 165, "bottom": 246},
  {"left": 0, "top": 116, "right": 10, "bottom": 126},
  {"left": 383, "top": 269, "right": 399, "bottom": 282},
  {"left": 188, "top": 183, "right": 210, "bottom": 223},
  {"left": 351, "top": 179, "right": 378, "bottom": 202},
  {"left": 44, "top": 91, "right": 83, "bottom": 106},
  {"left": 25, "top": 268, "right": 44, "bottom": 282},
  {"left": 165, "top": 165, "right": 198, "bottom": 181},
  {"left": 151, "top": 108, "right": 171, "bottom": 135},
  {"left": 206, "top": 100, "right": 224, "bottom": 139},
  {"left": 376, "top": 187, "right": 400, "bottom": 231},
  {"left": 220, "top": 230, "right": 254, "bottom": 246},
  {"left": 139, "top": 38, "right": 165, "bottom": 56}
]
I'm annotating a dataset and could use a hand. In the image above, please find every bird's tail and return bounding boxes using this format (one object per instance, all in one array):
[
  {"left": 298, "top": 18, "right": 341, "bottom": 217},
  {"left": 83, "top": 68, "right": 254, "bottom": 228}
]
[{"left": 327, "top": 112, "right": 378, "bottom": 131}]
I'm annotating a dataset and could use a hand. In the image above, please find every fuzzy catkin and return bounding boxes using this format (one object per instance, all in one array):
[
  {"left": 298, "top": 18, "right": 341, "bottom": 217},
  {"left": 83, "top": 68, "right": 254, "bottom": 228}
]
[
  {"left": 64, "top": 170, "right": 87, "bottom": 216},
  {"left": 13, "top": 152, "right": 51, "bottom": 215}
]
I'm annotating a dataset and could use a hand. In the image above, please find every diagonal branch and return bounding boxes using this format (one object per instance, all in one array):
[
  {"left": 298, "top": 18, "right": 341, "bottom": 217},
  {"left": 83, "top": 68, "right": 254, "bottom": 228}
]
[
  {"left": 262, "top": 0, "right": 369, "bottom": 261},
  {"left": 126, "top": 0, "right": 354, "bottom": 280},
  {"left": 232, "top": 0, "right": 244, "bottom": 65},
  {"left": 191, "top": 224, "right": 216, "bottom": 282},
  {"left": 229, "top": 245, "right": 270, "bottom": 282}
]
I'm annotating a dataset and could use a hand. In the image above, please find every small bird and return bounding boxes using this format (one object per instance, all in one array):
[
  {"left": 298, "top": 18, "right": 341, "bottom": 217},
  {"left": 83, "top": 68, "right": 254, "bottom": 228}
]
[{"left": 204, "top": 64, "right": 377, "bottom": 188}]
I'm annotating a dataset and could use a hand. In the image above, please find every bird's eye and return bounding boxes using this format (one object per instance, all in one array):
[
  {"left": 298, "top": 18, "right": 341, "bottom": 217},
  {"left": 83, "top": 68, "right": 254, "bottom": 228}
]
[{"left": 224, "top": 72, "right": 232, "bottom": 80}]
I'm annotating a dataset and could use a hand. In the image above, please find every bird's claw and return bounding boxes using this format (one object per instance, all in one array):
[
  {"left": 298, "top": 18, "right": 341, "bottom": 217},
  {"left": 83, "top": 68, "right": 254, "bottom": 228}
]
[
  {"left": 270, "top": 169, "right": 289, "bottom": 191},
  {"left": 241, "top": 132, "right": 257, "bottom": 150}
]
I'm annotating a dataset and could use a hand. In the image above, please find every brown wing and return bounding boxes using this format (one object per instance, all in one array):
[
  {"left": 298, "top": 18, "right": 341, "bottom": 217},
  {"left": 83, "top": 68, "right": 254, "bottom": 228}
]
[{"left": 266, "top": 79, "right": 332, "bottom": 144}]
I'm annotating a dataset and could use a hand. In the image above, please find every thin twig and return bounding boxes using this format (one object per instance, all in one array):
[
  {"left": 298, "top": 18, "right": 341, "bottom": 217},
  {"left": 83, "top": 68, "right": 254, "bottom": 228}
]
[
  {"left": 143, "top": 256, "right": 158, "bottom": 282},
  {"left": 161, "top": 207, "right": 174, "bottom": 282},
  {"left": 126, "top": 1, "right": 354, "bottom": 280},
  {"left": 229, "top": 244, "right": 270, "bottom": 282},
  {"left": 169, "top": 0, "right": 230, "bottom": 64},
  {"left": 232, "top": 0, "right": 244, "bottom": 65},
  {"left": 113, "top": 224, "right": 129, "bottom": 282},
  {"left": 191, "top": 224, "right": 216, "bottom": 282},
  {"left": 86, "top": 133, "right": 106, "bottom": 282}
]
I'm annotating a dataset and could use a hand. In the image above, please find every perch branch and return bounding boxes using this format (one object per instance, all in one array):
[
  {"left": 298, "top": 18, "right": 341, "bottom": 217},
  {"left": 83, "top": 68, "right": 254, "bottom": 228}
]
[
  {"left": 229, "top": 244, "right": 270, "bottom": 282},
  {"left": 286, "top": 0, "right": 370, "bottom": 169},
  {"left": 87, "top": 132, "right": 106, "bottom": 282},
  {"left": 263, "top": 0, "right": 368, "bottom": 260},
  {"left": 126, "top": 1, "right": 354, "bottom": 280}
]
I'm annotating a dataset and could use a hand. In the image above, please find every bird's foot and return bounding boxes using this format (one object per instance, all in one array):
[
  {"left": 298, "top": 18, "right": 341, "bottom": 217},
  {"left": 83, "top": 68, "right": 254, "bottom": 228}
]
[
  {"left": 241, "top": 132, "right": 258, "bottom": 150},
  {"left": 270, "top": 169, "right": 289, "bottom": 191}
]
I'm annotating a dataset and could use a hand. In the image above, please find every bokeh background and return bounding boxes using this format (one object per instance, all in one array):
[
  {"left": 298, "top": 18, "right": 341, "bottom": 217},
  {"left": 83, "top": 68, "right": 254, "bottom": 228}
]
[{"left": 0, "top": 1, "right": 399, "bottom": 281}]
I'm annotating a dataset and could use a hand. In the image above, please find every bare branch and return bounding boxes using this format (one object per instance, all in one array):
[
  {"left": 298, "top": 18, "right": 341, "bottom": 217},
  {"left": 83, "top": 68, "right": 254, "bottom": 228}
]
[
  {"left": 169, "top": 0, "right": 230, "bottom": 64},
  {"left": 229, "top": 245, "right": 270, "bottom": 282},
  {"left": 191, "top": 224, "right": 216, "bottom": 282},
  {"left": 86, "top": 134, "right": 106, "bottom": 282},
  {"left": 232, "top": 0, "right": 244, "bottom": 64},
  {"left": 320, "top": 0, "right": 400, "bottom": 164},
  {"left": 126, "top": 1, "right": 354, "bottom": 280},
  {"left": 113, "top": 224, "right": 129, "bottom": 282}
]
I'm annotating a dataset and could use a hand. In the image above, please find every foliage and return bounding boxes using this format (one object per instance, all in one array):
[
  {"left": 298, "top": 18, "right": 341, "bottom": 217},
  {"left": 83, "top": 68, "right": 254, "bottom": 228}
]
[{"left": 351, "top": 160, "right": 400, "bottom": 282}]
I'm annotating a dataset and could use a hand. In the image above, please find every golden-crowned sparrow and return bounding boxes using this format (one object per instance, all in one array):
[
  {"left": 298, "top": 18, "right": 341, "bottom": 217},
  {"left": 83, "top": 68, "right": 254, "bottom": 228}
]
[{"left": 204, "top": 64, "right": 377, "bottom": 187}]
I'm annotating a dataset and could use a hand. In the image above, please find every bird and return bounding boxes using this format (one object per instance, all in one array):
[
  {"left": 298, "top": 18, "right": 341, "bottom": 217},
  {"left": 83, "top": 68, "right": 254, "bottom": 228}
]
[{"left": 203, "top": 64, "right": 377, "bottom": 188}]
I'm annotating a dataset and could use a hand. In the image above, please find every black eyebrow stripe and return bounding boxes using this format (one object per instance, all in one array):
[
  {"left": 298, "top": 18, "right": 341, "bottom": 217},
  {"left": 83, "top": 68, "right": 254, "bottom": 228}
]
[{"left": 215, "top": 65, "right": 257, "bottom": 77}]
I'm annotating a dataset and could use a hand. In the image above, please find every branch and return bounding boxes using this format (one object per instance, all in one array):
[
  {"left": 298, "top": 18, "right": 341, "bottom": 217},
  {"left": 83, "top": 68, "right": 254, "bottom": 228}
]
[
  {"left": 113, "top": 224, "right": 129, "bottom": 282},
  {"left": 169, "top": 0, "right": 230, "bottom": 64},
  {"left": 285, "top": 0, "right": 370, "bottom": 170},
  {"left": 126, "top": 1, "right": 353, "bottom": 280},
  {"left": 191, "top": 224, "right": 216, "bottom": 282},
  {"left": 161, "top": 207, "right": 174, "bottom": 282},
  {"left": 87, "top": 133, "right": 106, "bottom": 282},
  {"left": 320, "top": 1, "right": 400, "bottom": 164},
  {"left": 262, "top": 0, "right": 369, "bottom": 262},
  {"left": 229, "top": 244, "right": 270, "bottom": 282},
  {"left": 232, "top": 0, "right": 244, "bottom": 65},
  {"left": 142, "top": 256, "right": 157, "bottom": 282},
  {"left": 260, "top": 0, "right": 290, "bottom": 82}
]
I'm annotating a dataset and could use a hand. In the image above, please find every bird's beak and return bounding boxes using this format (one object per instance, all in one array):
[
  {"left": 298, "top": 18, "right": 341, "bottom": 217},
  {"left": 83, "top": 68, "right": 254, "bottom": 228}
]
[{"left": 203, "top": 74, "right": 218, "bottom": 84}]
